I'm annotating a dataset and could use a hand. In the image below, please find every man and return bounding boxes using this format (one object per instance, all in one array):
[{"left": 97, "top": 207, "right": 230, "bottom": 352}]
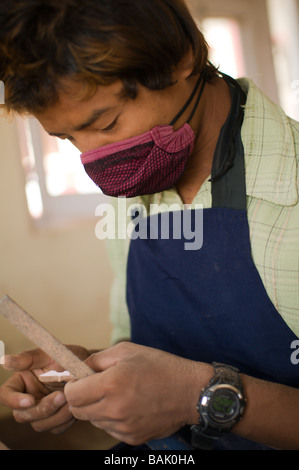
[{"left": 0, "top": 0, "right": 299, "bottom": 450}]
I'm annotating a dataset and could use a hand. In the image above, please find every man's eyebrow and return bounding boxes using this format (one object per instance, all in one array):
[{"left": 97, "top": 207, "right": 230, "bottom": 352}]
[{"left": 47, "top": 106, "right": 116, "bottom": 137}]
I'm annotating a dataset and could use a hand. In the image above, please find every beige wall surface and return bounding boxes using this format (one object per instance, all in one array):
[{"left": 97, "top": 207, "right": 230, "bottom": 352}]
[{"left": 0, "top": 116, "right": 114, "bottom": 418}]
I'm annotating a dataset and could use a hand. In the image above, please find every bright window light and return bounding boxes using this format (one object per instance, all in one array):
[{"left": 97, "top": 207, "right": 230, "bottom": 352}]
[
  {"left": 44, "top": 139, "right": 99, "bottom": 197},
  {"left": 16, "top": 117, "right": 105, "bottom": 228},
  {"left": 201, "top": 18, "right": 246, "bottom": 78},
  {"left": 25, "top": 178, "right": 44, "bottom": 219}
]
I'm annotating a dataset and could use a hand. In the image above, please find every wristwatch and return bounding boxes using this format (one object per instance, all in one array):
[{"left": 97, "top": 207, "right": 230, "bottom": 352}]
[{"left": 191, "top": 362, "right": 246, "bottom": 450}]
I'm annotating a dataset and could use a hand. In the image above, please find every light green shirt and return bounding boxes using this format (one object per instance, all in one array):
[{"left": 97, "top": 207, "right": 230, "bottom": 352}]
[{"left": 106, "top": 78, "right": 299, "bottom": 344}]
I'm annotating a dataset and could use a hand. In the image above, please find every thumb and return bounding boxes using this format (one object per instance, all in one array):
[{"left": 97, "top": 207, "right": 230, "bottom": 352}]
[
  {"left": 85, "top": 341, "right": 138, "bottom": 372},
  {"left": 2, "top": 348, "right": 53, "bottom": 371},
  {"left": 84, "top": 349, "right": 116, "bottom": 372}
]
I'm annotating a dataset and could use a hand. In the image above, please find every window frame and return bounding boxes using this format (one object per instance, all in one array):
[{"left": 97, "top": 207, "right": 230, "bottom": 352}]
[{"left": 189, "top": 0, "right": 279, "bottom": 103}]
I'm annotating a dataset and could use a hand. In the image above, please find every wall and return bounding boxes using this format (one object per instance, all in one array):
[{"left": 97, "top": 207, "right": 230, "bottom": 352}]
[{"left": 0, "top": 115, "right": 114, "bottom": 418}]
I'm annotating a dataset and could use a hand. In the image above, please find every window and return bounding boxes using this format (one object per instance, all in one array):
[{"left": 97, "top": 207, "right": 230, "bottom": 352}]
[
  {"left": 189, "top": 0, "right": 299, "bottom": 120},
  {"left": 16, "top": 116, "right": 105, "bottom": 229},
  {"left": 188, "top": 0, "right": 279, "bottom": 103},
  {"left": 266, "top": 0, "right": 299, "bottom": 120},
  {"left": 200, "top": 17, "right": 246, "bottom": 78}
]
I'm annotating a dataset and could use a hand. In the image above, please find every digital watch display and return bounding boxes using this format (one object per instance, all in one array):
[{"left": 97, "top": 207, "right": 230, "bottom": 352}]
[
  {"left": 191, "top": 363, "right": 246, "bottom": 449},
  {"left": 201, "top": 383, "right": 243, "bottom": 425}
]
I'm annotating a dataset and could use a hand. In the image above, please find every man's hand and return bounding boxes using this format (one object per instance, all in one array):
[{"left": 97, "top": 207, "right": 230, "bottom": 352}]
[
  {"left": 0, "top": 345, "right": 90, "bottom": 434},
  {"left": 64, "top": 342, "right": 212, "bottom": 445}
]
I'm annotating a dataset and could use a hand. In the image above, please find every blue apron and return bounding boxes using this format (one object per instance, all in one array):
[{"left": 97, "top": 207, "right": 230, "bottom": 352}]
[{"left": 126, "top": 76, "right": 299, "bottom": 450}]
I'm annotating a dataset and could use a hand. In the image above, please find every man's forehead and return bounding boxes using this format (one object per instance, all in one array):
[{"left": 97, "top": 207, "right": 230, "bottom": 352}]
[
  {"left": 36, "top": 79, "right": 126, "bottom": 134},
  {"left": 56, "top": 78, "right": 125, "bottom": 111}
]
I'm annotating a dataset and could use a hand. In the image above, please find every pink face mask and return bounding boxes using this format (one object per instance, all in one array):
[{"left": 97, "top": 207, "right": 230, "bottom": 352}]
[{"left": 80, "top": 74, "right": 206, "bottom": 198}]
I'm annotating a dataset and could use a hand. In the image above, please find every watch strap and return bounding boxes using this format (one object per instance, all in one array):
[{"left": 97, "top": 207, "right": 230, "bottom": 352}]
[
  {"left": 211, "top": 362, "right": 243, "bottom": 390},
  {"left": 191, "top": 424, "right": 219, "bottom": 450},
  {"left": 191, "top": 362, "right": 245, "bottom": 449}
]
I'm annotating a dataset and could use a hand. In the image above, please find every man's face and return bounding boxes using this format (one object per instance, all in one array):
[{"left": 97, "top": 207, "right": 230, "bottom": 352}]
[{"left": 35, "top": 77, "right": 190, "bottom": 154}]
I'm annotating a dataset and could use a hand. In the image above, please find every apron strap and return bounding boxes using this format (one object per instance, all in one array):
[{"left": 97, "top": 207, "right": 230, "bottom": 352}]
[
  {"left": 126, "top": 76, "right": 251, "bottom": 451},
  {"left": 210, "top": 74, "right": 247, "bottom": 211},
  {"left": 147, "top": 78, "right": 248, "bottom": 451}
]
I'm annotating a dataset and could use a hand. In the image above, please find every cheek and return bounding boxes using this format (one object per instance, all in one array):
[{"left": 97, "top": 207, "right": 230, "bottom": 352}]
[{"left": 120, "top": 96, "right": 170, "bottom": 136}]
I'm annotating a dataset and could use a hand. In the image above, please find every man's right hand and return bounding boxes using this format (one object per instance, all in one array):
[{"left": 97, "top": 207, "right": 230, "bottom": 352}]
[{"left": 0, "top": 346, "right": 90, "bottom": 434}]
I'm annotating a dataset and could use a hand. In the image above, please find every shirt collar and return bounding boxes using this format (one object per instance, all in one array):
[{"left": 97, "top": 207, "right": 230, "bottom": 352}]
[{"left": 238, "top": 78, "right": 298, "bottom": 206}]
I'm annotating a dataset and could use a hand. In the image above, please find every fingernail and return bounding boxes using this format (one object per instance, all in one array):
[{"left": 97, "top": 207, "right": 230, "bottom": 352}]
[
  {"left": 19, "top": 397, "right": 34, "bottom": 408},
  {"left": 54, "top": 393, "right": 66, "bottom": 406}
]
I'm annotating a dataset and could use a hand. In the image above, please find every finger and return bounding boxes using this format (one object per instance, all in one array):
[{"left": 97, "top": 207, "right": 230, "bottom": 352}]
[
  {"left": 49, "top": 416, "right": 76, "bottom": 435},
  {"left": 2, "top": 348, "right": 54, "bottom": 371},
  {"left": 13, "top": 391, "right": 66, "bottom": 425},
  {"left": 0, "top": 369, "right": 52, "bottom": 410},
  {"left": 69, "top": 399, "right": 108, "bottom": 422},
  {"left": 64, "top": 373, "right": 105, "bottom": 407},
  {"left": 20, "top": 370, "right": 50, "bottom": 398},
  {"left": 85, "top": 342, "right": 137, "bottom": 372},
  {"left": 0, "top": 373, "right": 36, "bottom": 409},
  {"left": 30, "top": 403, "right": 74, "bottom": 434},
  {"left": 68, "top": 388, "right": 128, "bottom": 424}
]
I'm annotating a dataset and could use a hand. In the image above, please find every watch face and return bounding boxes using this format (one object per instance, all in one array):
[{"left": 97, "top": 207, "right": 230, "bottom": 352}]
[{"left": 208, "top": 387, "right": 240, "bottom": 424}]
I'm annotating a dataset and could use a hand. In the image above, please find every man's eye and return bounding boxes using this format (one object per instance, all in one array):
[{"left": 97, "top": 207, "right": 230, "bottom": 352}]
[{"left": 101, "top": 116, "right": 119, "bottom": 132}]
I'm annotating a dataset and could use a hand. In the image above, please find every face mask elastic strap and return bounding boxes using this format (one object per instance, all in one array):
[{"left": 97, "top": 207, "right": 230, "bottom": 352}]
[
  {"left": 169, "top": 71, "right": 206, "bottom": 127},
  {"left": 186, "top": 73, "right": 207, "bottom": 124}
]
